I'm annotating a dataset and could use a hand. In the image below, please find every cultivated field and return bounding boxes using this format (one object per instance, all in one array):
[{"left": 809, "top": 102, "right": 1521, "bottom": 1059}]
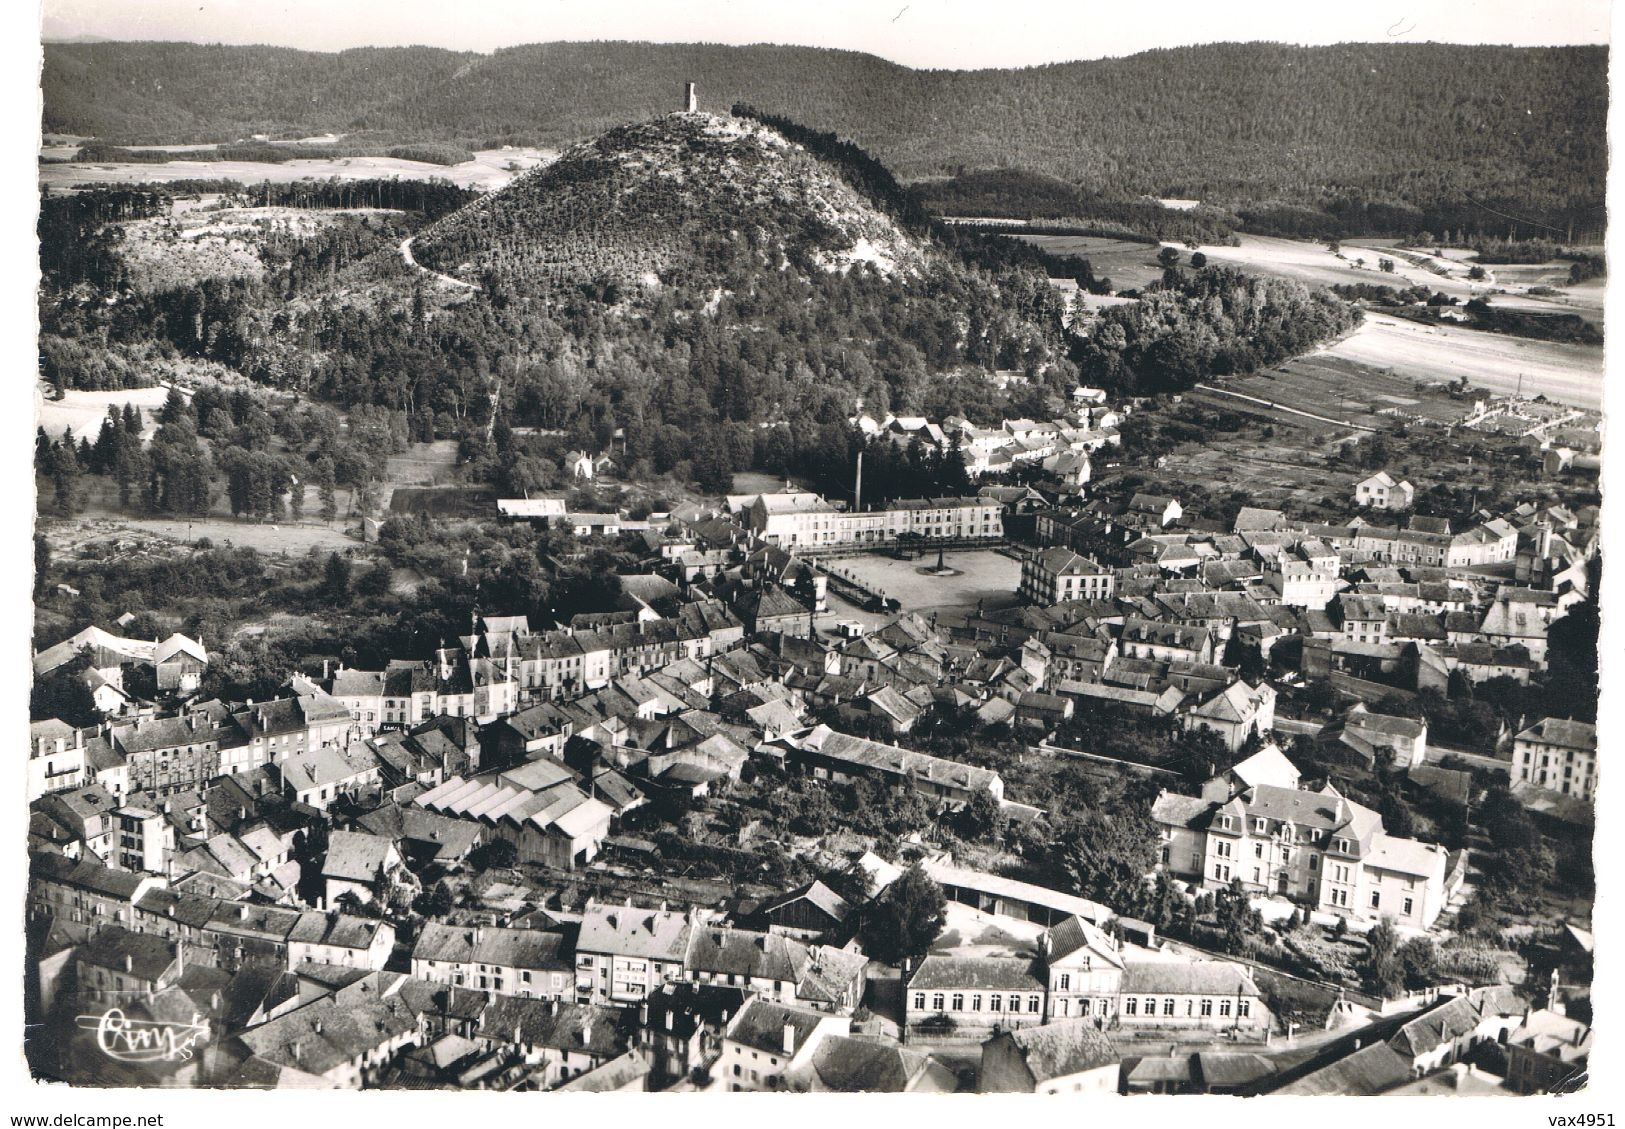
[
  {"left": 1325, "top": 313, "right": 1604, "bottom": 410},
  {"left": 40, "top": 148, "right": 557, "bottom": 194},
  {"left": 1196, "top": 353, "right": 1471, "bottom": 431},
  {"left": 389, "top": 487, "right": 496, "bottom": 516},
  {"left": 378, "top": 440, "right": 464, "bottom": 512}
]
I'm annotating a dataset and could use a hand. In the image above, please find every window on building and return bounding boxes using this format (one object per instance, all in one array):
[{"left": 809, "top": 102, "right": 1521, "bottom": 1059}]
[
  {"left": 1125, "top": 998, "right": 1138, "bottom": 1016},
  {"left": 914, "top": 993, "right": 926, "bottom": 1010},
  {"left": 1163, "top": 998, "right": 1175, "bottom": 1016},
  {"left": 1200, "top": 999, "right": 1213, "bottom": 1017},
  {"left": 1238, "top": 1000, "right": 1251, "bottom": 1018},
  {"left": 932, "top": 994, "right": 944, "bottom": 1011},
  {"left": 1220, "top": 999, "right": 1232, "bottom": 1017},
  {"left": 990, "top": 994, "right": 1002, "bottom": 1012},
  {"left": 1403, "top": 898, "right": 1414, "bottom": 916},
  {"left": 971, "top": 994, "right": 982, "bottom": 1012},
  {"left": 1254, "top": 842, "right": 1264, "bottom": 858},
  {"left": 1028, "top": 996, "right": 1040, "bottom": 1014},
  {"left": 1370, "top": 891, "right": 1381, "bottom": 909},
  {"left": 1058, "top": 973, "right": 1070, "bottom": 990},
  {"left": 951, "top": 994, "right": 964, "bottom": 1011},
  {"left": 1009, "top": 995, "right": 1021, "bottom": 1012}
]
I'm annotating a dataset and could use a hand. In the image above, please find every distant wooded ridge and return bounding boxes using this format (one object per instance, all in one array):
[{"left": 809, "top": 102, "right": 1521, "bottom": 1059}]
[{"left": 43, "top": 39, "right": 1606, "bottom": 238}]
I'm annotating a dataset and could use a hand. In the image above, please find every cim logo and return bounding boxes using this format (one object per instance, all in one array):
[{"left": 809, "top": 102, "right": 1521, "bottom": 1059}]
[{"left": 74, "top": 1009, "right": 210, "bottom": 1064}]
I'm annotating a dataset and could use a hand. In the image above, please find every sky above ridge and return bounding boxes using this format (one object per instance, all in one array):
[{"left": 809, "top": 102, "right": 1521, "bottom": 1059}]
[{"left": 41, "top": 0, "right": 1610, "bottom": 69}]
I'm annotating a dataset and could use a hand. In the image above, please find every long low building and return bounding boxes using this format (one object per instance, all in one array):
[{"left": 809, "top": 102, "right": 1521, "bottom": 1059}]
[
  {"left": 744, "top": 492, "right": 1003, "bottom": 550},
  {"left": 772, "top": 724, "right": 1003, "bottom": 807},
  {"left": 921, "top": 859, "right": 1111, "bottom": 927}
]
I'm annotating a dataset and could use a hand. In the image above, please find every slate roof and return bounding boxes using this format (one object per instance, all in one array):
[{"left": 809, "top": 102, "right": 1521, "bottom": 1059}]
[
  {"left": 76, "top": 926, "right": 179, "bottom": 982},
  {"left": 685, "top": 926, "right": 810, "bottom": 983},
  {"left": 413, "top": 923, "right": 569, "bottom": 971},
  {"left": 999, "top": 1019, "right": 1120, "bottom": 1082},
  {"left": 576, "top": 904, "right": 694, "bottom": 961},
  {"left": 321, "top": 831, "right": 396, "bottom": 883},
  {"left": 907, "top": 955, "right": 1045, "bottom": 993},
  {"left": 235, "top": 981, "right": 417, "bottom": 1076},
  {"left": 724, "top": 997, "right": 831, "bottom": 1055},
  {"left": 1517, "top": 718, "right": 1596, "bottom": 751},
  {"left": 796, "top": 1036, "right": 949, "bottom": 1092},
  {"left": 1043, "top": 915, "right": 1125, "bottom": 968},
  {"left": 1120, "top": 960, "right": 1259, "bottom": 998}
]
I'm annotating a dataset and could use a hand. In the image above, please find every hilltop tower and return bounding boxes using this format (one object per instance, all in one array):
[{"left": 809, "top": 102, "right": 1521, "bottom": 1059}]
[{"left": 683, "top": 81, "right": 697, "bottom": 113}]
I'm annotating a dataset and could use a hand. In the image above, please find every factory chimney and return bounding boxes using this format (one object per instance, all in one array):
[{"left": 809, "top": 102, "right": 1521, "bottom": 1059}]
[{"left": 853, "top": 451, "right": 863, "bottom": 514}]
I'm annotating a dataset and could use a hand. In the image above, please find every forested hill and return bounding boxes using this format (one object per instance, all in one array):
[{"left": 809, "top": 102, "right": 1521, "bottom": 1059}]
[
  {"left": 44, "top": 41, "right": 1605, "bottom": 234},
  {"left": 409, "top": 111, "right": 932, "bottom": 292}
]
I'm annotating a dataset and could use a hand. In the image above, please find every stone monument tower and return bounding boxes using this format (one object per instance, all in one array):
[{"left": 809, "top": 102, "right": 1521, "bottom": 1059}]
[{"left": 683, "top": 81, "right": 697, "bottom": 112}]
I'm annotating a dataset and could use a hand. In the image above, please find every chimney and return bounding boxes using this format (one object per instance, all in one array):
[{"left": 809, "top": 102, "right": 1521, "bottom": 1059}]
[
  {"left": 853, "top": 451, "right": 863, "bottom": 514},
  {"left": 782, "top": 1021, "right": 796, "bottom": 1056}
]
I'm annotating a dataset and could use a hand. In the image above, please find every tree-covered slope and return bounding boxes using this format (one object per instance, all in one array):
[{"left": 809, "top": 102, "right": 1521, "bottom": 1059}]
[
  {"left": 409, "top": 110, "right": 932, "bottom": 291},
  {"left": 43, "top": 40, "right": 1606, "bottom": 235},
  {"left": 41, "top": 42, "right": 471, "bottom": 142}
]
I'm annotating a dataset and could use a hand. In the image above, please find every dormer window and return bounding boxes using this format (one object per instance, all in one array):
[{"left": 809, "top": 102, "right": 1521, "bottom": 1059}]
[
  {"left": 1254, "top": 818, "right": 1268, "bottom": 833},
  {"left": 1218, "top": 816, "right": 1233, "bottom": 831}
]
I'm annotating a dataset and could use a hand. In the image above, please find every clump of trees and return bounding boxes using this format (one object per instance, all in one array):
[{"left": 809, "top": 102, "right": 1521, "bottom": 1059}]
[
  {"left": 1073, "top": 266, "right": 1362, "bottom": 395},
  {"left": 857, "top": 865, "right": 946, "bottom": 965}
]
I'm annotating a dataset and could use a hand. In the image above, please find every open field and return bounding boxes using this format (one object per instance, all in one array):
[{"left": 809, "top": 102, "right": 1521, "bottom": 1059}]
[
  {"left": 39, "top": 147, "right": 557, "bottom": 194},
  {"left": 44, "top": 511, "right": 357, "bottom": 558},
  {"left": 1325, "top": 313, "right": 1603, "bottom": 410},
  {"left": 35, "top": 384, "right": 175, "bottom": 441},
  {"left": 822, "top": 548, "right": 1020, "bottom": 621},
  {"left": 1009, "top": 234, "right": 1166, "bottom": 291},
  {"left": 1194, "top": 234, "right": 1485, "bottom": 296}
]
